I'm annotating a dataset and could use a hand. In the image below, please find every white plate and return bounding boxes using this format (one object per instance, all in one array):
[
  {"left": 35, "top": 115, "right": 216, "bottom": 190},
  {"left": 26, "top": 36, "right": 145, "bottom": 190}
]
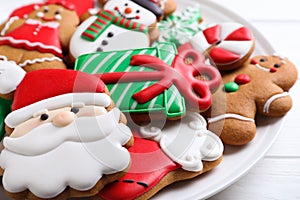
[
  {"left": 0, "top": 0, "right": 282, "bottom": 200},
  {"left": 153, "top": 0, "right": 282, "bottom": 199}
]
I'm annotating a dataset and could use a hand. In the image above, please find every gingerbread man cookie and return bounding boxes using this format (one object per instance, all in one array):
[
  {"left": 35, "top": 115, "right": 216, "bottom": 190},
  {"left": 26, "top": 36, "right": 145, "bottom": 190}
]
[
  {"left": 179, "top": 22, "right": 255, "bottom": 71},
  {"left": 0, "top": 0, "right": 83, "bottom": 72},
  {"left": 206, "top": 54, "right": 298, "bottom": 145}
]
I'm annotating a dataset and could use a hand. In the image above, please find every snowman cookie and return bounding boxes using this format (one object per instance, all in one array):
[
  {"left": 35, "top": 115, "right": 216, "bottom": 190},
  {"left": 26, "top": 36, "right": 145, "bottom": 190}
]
[
  {"left": 69, "top": 10, "right": 150, "bottom": 62},
  {"left": 99, "top": 0, "right": 177, "bottom": 42}
]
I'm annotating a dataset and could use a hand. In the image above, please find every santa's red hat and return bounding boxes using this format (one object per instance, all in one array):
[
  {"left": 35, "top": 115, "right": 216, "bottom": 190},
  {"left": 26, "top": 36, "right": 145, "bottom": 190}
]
[
  {"left": 9, "top": 0, "right": 95, "bottom": 18},
  {"left": 1, "top": 62, "right": 111, "bottom": 128}
]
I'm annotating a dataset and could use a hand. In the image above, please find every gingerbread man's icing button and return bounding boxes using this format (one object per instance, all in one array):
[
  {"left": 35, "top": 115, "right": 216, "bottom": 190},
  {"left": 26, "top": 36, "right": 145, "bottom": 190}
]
[
  {"left": 188, "top": 22, "right": 255, "bottom": 71},
  {"left": 224, "top": 82, "right": 239, "bottom": 93},
  {"left": 234, "top": 74, "right": 251, "bottom": 85}
]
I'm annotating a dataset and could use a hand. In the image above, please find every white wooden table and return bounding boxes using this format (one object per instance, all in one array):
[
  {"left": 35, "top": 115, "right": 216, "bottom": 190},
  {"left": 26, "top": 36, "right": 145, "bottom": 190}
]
[
  {"left": 0, "top": 1, "right": 299, "bottom": 200},
  {"left": 208, "top": 0, "right": 300, "bottom": 199}
]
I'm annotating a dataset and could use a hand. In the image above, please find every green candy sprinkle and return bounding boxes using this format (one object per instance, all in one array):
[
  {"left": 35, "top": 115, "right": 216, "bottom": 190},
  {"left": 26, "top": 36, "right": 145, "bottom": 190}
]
[{"left": 224, "top": 82, "right": 239, "bottom": 92}]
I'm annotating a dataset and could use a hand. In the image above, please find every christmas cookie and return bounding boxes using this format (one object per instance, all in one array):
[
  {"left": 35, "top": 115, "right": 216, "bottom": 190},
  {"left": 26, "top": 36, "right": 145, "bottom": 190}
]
[
  {"left": 98, "top": 112, "right": 223, "bottom": 200},
  {"left": 69, "top": 10, "right": 150, "bottom": 62},
  {"left": 206, "top": 54, "right": 298, "bottom": 145},
  {"left": 179, "top": 22, "right": 255, "bottom": 71},
  {"left": 75, "top": 43, "right": 221, "bottom": 123},
  {"left": 0, "top": 64, "right": 134, "bottom": 199},
  {"left": 99, "top": 0, "right": 177, "bottom": 42},
  {"left": 0, "top": 0, "right": 89, "bottom": 72},
  {"left": 158, "top": 6, "right": 207, "bottom": 47}
]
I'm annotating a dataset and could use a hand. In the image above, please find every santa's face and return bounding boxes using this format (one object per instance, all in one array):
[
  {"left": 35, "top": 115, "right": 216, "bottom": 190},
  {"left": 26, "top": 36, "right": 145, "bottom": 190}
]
[
  {"left": 104, "top": 0, "right": 157, "bottom": 26},
  {"left": 10, "top": 105, "right": 107, "bottom": 138},
  {"left": 0, "top": 106, "right": 132, "bottom": 199}
]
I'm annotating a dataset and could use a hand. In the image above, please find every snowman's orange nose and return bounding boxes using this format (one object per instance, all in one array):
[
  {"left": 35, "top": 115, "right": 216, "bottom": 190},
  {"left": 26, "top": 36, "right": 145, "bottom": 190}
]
[{"left": 124, "top": 7, "right": 132, "bottom": 14}]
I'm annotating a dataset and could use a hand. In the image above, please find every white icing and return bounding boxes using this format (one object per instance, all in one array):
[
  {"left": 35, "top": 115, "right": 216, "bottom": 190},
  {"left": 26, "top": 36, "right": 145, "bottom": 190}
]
[
  {"left": 5, "top": 93, "right": 112, "bottom": 128},
  {"left": 104, "top": 0, "right": 157, "bottom": 26},
  {"left": 0, "top": 108, "right": 132, "bottom": 198},
  {"left": 207, "top": 113, "right": 255, "bottom": 123},
  {"left": 4, "top": 108, "right": 120, "bottom": 156},
  {"left": 263, "top": 92, "right": 290, "bottom": 113},
  {"left": 0, "top": 36, "right": 62, "bottom": 55},
  {"left": 0, "top": 61, "right": 26, "bottom": 94},
  {"left": 190, "top": 31, "right": 210, "bottom": 53},
  {"left": 219, "top": 22, "right": 243, "bottom": 40},
  {"left": 140, "top": 112, "right": 223, "bottom": 172},
  {"left": 18, "top": 56, "right": 62, "bottom": 67},
  {"left": 255, "top": 63, "right": 270, "bottom": 72},
  {"left": 0, "top": 16, "right": 19, "bottom": 36},
  {"left": 70, "top": 16, "right": 149, "bottom": 59},
  {"left": 218, "top": 40, "right": 253, "bottom": 56}
]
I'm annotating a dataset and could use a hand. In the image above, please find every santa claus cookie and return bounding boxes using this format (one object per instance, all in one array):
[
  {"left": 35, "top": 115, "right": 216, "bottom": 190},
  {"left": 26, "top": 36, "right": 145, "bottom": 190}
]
[
  {"left": 0, "top": 0, "right": 96, "bottom": 71},
  {"left": 206, "top": 54, "right": 298, "bottom": 145},
  {"left": 75, "top": 43, "right": 221, "bottom": 123},
  {"left": 69, "top": 10, "right": 150, "bottom": 62},
  {"left": 179, "top": 22, "right": 255, "bottom": 71},
  {"left": 98, "top": 112, "right": 223, "bottom": 200},
  {"left": 0, "top": 63, "right": 134, "bottom": 200},
  {"left": 98, "top": 0, "right": 177, "bottom": 42}
]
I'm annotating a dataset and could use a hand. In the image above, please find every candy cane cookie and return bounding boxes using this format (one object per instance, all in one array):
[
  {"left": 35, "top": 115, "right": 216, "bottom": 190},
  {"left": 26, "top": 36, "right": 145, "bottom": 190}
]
[{"left": 179, "top": 22, "right": 255, "bottom": 71}]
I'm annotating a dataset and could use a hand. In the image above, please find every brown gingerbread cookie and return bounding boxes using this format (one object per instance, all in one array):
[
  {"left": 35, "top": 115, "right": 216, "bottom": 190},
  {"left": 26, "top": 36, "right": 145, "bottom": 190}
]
[
  {"left": 206, "top": 54, "right": 298, "bottom": 145},
  {"left": 0, "top": 0, "right": 81, "bottom": 71},
  {"left": 0, "top": 64, "right": 134, "bottom": 200}
]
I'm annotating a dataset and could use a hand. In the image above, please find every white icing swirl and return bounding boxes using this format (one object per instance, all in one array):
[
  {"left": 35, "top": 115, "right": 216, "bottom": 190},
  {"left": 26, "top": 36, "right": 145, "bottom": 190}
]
[
  {"left": 263, "top": 92, "right": 290, "bottom": 113},
  {"left": 207, "top": 113, "right": 255, "bottom": 123}
]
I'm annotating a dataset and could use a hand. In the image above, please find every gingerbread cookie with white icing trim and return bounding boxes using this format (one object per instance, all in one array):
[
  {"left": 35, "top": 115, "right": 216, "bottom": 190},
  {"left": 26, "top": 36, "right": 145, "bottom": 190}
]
[
  {"left": 99, "top": 0, "right": 177, "bottom": 42},
  {"left": 0, "top": 0, "right": 87, "bottom": 72},
  {"left": 179, "top": 22, "right": 255, "bottom": 71},
  {"left": 0, "top": 63, "right": 134, "bottom": 200},
  {"left": 98, "top": 112, "right": 223, "bottom": 200},
  {"left": 205, "top": 54, "right": 298, "bottom": 145}
]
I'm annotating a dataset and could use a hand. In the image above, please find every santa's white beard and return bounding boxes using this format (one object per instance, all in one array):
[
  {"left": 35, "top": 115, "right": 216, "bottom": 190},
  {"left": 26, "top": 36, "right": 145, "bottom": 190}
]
[{"left": 0, "top": 108, "right": 132, "bottom": 199}]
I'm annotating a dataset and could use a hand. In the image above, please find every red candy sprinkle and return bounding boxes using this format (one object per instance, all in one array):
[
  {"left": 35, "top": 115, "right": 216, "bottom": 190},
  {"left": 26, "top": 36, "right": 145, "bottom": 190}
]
[
  {"left": 234, "top": 74, "right": 251, "bottom": 85},
  {"left": 270, "top": 67, "right": 277, "bottom": 73},
  {"left": 250, "top": 59, "right": 258, "bottom": 65}
]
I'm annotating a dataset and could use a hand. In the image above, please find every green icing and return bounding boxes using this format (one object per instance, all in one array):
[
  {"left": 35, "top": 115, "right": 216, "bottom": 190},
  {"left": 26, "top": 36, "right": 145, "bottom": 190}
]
[
  {"left": 0, "top": 98, "right": 12, "bottom": 141},
  {"left": 75, "top": 42, "right": 186, "bottom": 118},
  {"left": 157, "top": 6, "right": 207, "bottom": 46}
]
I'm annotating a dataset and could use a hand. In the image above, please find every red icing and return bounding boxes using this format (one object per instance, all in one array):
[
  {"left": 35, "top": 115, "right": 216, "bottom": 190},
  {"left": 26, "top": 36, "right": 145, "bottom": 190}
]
[
  {"left": 99, "top": 136, "right": 180, "bottom": 200},
  {"left": 250, "top": 59, "right": 258, "bottom": 65},
  {"left": 0, "top": 21, "right": 62, "bottom": 57},
  {"left": 224, "top": 27, "right": 253, "bottom": 41},
  {"left": 98, "top": 49, "right": 222, "bottom": 110},
  {"left": 12, "top": 69, "right": 106, "bottom": 111},
  {"left": 209, "top": 47, "right": 241, "bottom": 64},
  {"left": 203, "top": 24, "right": 220, "bottom": 44},
  {"left": 270, "top": 67, "right": 278, "bottom": 73},
  {"left": 234, "top": 74, "right": 251, "bottom": 85}
]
